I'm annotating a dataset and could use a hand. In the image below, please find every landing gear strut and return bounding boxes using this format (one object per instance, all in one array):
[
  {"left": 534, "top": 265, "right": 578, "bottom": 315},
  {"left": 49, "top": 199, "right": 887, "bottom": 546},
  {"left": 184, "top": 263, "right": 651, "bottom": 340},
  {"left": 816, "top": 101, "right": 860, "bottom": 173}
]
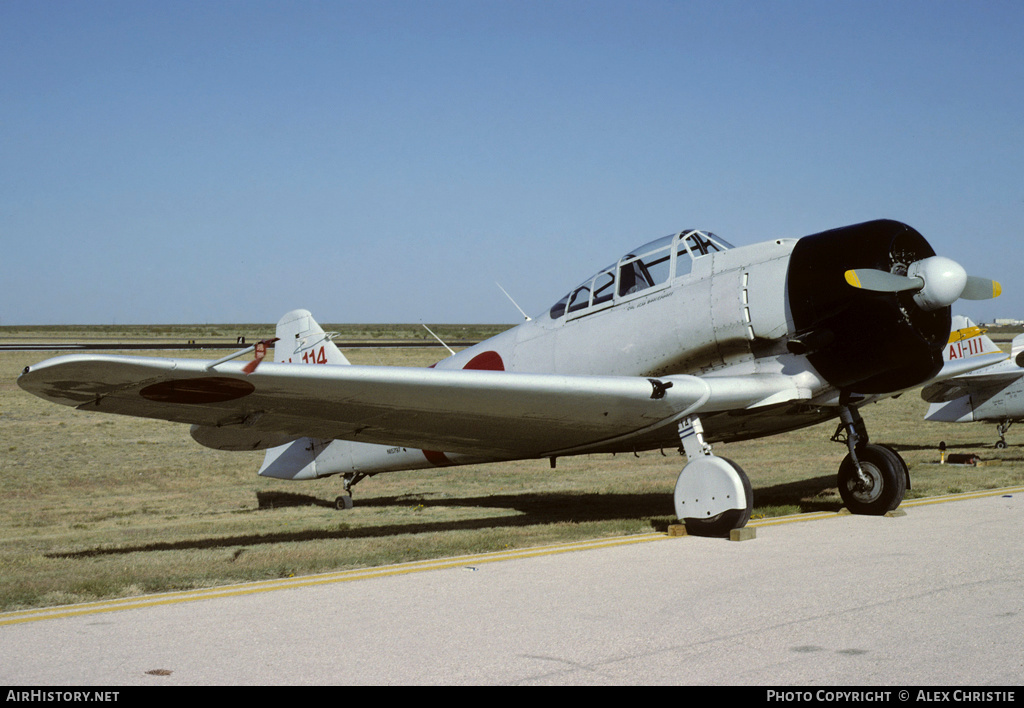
[
  {"left": 673, "top": 416, "right": 753, "bottom": 536},
  {"left": 995, "top": 419, "right": 1012, "bottom": 449},
  {"left": 833, "top": 405, "right": 908, "bottom": 515}
]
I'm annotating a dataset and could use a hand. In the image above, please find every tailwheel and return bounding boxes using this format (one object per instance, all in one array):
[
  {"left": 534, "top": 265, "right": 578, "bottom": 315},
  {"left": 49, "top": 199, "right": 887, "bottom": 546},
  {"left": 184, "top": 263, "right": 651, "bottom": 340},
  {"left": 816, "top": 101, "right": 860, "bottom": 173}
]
[
  {"left": 995, "top": 419, "right": 1012, "bottom": 449},
  {"left": 837, "top": 444, "right": 906, "bottom": 515},
  {"left": 335, "top": 472, "right": 368, "bottom": 511},
  {"left": 675, "top": 456, "right": 753, "bottom": 537}
]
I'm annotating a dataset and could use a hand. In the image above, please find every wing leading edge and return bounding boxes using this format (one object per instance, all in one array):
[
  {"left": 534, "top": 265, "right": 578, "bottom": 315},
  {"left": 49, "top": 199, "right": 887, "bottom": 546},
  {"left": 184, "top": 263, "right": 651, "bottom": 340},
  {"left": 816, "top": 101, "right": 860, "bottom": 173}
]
[{"left": 18, "top": 354, "right": 805, "bottom": 458}]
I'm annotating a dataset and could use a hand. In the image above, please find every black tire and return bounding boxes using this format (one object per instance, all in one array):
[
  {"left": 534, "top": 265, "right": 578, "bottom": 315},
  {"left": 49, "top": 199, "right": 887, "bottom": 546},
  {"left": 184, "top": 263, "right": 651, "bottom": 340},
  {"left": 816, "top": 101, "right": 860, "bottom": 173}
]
[
  {"left": 873, "top": 443, "right": 910, "bottom": 491},
  {"left": 837, "top": 444, "right": 906, "bottom": 515},
  {"left": 684, "top": 459, "right": 753, "bottom": 537}
]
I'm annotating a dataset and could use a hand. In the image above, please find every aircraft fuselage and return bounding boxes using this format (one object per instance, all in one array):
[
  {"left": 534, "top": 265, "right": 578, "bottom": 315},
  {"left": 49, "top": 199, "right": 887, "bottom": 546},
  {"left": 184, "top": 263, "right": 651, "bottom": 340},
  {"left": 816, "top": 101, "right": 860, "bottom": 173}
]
[{"left": 301, "top": 220, "right": 952, "bottom": 479}]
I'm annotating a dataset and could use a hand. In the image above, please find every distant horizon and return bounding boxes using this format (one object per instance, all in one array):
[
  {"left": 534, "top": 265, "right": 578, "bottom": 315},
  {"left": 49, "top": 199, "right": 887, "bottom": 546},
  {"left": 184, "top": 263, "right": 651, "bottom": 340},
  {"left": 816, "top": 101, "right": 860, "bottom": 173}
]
[
  {"left": 3, "top": 318, "right": 1021, "bottom": 331},
  {"left": 0, "top": 320, "right": 519, "bottom": 328}
]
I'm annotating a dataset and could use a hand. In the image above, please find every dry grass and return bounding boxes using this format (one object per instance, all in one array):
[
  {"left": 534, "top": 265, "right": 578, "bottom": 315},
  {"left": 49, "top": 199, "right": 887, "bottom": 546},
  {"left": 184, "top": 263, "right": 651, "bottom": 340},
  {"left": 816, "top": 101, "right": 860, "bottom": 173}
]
[{"left": 1, "top": 327, "right": 1022, "bottom": 612}]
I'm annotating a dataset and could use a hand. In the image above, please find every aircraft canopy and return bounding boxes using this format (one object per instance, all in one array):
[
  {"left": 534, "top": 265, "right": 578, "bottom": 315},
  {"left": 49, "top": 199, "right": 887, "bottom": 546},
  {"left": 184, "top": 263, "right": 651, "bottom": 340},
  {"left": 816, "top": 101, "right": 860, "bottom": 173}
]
[{"left": 549, "top": 229, "right": 733, "bottom": 319}]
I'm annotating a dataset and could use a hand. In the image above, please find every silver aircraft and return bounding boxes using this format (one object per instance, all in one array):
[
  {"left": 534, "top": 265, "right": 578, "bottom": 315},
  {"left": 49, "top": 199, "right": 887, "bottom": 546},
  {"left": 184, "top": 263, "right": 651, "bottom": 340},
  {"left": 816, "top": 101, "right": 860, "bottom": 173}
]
[
  {"left": 18, "top": 219, "right": 1003, "bottom": 535},
  {"left": 923, "top": 316, "right": 1023, "bottom": 448}
]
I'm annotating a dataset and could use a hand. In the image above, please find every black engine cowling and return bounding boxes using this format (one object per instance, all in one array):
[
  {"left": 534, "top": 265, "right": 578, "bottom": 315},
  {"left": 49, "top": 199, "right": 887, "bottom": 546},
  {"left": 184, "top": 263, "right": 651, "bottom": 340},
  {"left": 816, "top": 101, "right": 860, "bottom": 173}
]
[{"left": 787, "top": 219, "right": 950, "bottom": 394}]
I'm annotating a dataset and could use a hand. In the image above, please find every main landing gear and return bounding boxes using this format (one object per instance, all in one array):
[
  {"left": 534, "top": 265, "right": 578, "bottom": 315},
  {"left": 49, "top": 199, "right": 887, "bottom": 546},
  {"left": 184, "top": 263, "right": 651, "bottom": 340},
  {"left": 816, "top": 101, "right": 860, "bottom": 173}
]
[
  {"left": 673, "top": 406, "right": 911, "bottom": 535},
  {"left": 833, "top": 405, "right": 909, "bottom": 515},
  {"left": 673, "top": 416, "right": 753, "bottom": 536},
  {"left": 995, "top": 419, "right": 1013, "bottom": 449}
]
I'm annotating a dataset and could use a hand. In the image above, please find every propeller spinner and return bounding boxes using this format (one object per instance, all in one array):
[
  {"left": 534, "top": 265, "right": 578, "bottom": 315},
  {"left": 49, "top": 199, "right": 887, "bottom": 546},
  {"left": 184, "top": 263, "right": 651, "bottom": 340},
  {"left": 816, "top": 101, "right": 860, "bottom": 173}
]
[{"left": 845, "top": 256, "right": 1001, "bottom": 311}]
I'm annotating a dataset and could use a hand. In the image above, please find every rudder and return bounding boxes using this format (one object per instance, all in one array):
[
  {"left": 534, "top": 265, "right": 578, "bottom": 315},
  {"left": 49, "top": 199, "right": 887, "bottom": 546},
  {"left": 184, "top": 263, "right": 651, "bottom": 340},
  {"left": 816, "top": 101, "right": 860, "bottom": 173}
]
[{"left": 274, "top": 309, "right": 350, "bottom": 365}]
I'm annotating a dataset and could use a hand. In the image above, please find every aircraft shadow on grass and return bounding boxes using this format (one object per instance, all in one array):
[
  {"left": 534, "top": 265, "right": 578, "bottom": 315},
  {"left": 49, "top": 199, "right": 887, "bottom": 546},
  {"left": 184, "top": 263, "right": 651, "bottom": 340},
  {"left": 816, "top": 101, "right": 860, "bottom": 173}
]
[
  {"left": 46, "top": 476, "right": 844, "bottom": 560},
  {"left": 885, "top": 440, "right": 1021, "bottom": 455}
]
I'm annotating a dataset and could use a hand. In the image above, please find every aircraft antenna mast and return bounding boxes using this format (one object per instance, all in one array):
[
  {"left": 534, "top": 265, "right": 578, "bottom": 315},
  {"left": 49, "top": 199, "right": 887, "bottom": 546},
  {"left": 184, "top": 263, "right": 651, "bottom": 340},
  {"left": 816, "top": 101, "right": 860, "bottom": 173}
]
[
  {"left": 422, "top": 324, "right": 456, "bottom": 356},
  {"left": 496, "top": 282, "right": 532, "bottom": 321}
]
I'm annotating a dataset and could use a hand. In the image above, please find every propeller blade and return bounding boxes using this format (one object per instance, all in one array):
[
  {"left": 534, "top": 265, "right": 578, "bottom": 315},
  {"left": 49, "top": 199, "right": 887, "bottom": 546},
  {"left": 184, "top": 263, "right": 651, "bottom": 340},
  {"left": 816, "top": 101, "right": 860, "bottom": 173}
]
[
  {"left": 844, "top": 269, "right": 923, "bottom": 293},
  {"left": 845, "top": 256, "right": 1000, "bottom": 311},
  {"left": 960, "top": 276, "right": 1002, "bottom": 301}
]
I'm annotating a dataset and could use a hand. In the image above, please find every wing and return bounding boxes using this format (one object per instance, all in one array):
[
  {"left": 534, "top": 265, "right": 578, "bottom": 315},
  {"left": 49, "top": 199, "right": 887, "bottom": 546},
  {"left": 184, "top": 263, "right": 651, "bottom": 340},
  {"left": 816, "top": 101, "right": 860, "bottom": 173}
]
[
  {"left": 920, "top": 352, "right": 1015, "bottom": 403},
  {"left": 18, "top": 354, "right": 805, "bottom": 458}
]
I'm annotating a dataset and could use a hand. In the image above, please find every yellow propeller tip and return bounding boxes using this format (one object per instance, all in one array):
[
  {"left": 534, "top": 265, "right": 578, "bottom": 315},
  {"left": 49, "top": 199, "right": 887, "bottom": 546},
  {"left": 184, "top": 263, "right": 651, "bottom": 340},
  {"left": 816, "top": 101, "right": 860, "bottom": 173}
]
[
  {"left": 993, "top": 281, "right": 1002, "bottom": 298},
  {"left": 844, "top": 270, "right": 862, "bottom": 288}
]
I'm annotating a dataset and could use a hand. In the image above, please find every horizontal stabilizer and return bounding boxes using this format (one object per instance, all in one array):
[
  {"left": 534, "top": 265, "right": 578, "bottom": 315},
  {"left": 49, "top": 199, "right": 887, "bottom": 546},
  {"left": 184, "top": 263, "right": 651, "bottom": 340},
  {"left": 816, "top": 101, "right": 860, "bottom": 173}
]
[{"left": 258, "top": 437, "right": 328, "bottom": 480}]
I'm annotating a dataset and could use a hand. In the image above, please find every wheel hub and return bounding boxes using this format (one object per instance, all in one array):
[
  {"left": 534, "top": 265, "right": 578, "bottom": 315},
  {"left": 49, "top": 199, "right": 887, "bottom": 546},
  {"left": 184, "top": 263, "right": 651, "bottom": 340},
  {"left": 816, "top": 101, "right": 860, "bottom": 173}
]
[{"left": 849, "top": 463, "right": 882, "bottom": 503}]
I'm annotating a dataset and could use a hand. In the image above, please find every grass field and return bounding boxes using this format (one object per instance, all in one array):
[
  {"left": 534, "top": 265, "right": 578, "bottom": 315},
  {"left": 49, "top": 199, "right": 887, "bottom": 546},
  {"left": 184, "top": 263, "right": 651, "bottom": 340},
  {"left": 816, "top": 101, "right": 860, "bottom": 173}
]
[{"left": 2, "top": 325, "right": 1022, "bottom": 612}]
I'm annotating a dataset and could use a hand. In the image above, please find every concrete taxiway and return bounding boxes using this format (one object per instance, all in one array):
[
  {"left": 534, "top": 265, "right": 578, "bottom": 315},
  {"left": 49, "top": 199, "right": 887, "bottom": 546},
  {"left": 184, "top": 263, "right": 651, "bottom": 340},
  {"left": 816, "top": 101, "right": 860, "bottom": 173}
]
[{"left": 1, "top": 489, "right": 1022, "bottom": 685}]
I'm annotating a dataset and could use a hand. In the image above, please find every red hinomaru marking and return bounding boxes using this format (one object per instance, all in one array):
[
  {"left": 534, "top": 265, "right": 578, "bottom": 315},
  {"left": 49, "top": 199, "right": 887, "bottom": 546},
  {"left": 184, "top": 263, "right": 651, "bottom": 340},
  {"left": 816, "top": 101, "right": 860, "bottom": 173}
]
[
  {"left": 463, "top": 351, "right": 504, "bottom": 371},
  {"left": 140, "top": 377, "right": 255, "bottom": 404},
  {"left": 422, "top": 352, "right": 503, "bottom": 463}
]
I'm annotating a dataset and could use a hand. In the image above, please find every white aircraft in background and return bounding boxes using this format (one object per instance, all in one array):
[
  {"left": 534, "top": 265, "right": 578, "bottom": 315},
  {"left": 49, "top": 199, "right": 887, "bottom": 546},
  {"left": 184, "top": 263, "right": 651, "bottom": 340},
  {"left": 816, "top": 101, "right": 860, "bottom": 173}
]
[
  {"left": 923, "top": 316, "right": 1023, "bottom": 448},
  {"left": 18, "top": 219, "right": 1003, "bottom": 535}
]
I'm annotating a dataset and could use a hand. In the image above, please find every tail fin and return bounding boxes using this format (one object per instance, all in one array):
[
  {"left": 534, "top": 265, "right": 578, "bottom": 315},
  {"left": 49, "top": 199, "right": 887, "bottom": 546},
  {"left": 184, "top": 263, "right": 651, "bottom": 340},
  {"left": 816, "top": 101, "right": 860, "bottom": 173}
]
[
  {"left": 257, "top": 309, "right": 479, "bottom": 482},
  {"left": 922, "top": 316, "right": 1009, "bottom": 422},
  {"left": 273, "top": 309, "right": 350, "bottom": 365},
  {"left": 944, "top": 315, "right": 1002, "bottom": 362},
  {"left": 256, "top": 310, "right": 347, "bottom": 477}
]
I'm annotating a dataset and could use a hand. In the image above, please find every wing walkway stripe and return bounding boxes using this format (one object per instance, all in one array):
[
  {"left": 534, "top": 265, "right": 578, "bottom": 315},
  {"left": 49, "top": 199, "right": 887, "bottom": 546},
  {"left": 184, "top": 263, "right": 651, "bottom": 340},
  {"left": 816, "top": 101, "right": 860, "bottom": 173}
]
[{"left": 2, "top": 486, "right": 1020, "bottom": 627}]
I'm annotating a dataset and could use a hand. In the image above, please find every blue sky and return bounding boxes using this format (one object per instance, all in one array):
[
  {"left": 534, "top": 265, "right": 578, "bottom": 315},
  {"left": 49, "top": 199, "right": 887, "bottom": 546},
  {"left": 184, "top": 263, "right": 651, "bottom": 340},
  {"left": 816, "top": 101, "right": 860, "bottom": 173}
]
[{"left": 2, "top": 0, "right": 1022, "bottom": 325}]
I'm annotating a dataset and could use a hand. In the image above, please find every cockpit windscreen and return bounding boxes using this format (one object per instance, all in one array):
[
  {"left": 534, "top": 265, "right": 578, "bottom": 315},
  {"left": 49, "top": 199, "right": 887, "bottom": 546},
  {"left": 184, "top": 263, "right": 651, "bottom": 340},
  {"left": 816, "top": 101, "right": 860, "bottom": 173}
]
[{"left": 549, "top": 230, "right": 732, "bottom": 319}]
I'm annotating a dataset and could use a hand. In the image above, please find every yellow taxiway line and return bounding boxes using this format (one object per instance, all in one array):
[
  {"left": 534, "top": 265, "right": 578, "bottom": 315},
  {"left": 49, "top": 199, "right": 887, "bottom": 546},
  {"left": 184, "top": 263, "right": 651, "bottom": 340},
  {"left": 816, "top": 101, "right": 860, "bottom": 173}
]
[
  {"left": 747, "top": 484, "right": 1024, "bottom": 528},
  {"left": 0, "top": 533, "right": 665, "bottom": 627},
  {"left": 2, "top": 485, "right": 1020, "bottom": 627}
]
